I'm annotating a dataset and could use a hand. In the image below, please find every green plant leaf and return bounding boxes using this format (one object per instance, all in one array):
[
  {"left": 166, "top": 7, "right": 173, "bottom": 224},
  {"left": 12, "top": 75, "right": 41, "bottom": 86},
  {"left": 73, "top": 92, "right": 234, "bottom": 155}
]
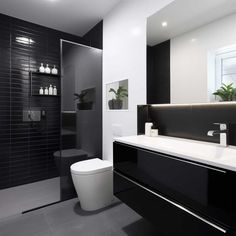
[{"left": 213, "top": 83, "right": 236, "bottom": 101}]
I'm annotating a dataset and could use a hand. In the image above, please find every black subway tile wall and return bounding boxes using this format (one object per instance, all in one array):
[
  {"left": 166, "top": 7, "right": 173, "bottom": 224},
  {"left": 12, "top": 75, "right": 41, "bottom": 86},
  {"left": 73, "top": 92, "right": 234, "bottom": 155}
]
[
  {"left": 138, "top": 103, "right": 236, "bottom": 146},
  {"left": 0, "top": 13, "right": 102, "bottom": 190}
]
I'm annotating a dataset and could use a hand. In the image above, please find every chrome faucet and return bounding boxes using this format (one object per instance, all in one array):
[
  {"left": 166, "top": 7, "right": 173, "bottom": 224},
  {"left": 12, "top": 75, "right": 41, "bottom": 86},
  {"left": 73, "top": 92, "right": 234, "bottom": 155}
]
[{"left": 207, "top": 123, "right": 228, "bottom": 147}]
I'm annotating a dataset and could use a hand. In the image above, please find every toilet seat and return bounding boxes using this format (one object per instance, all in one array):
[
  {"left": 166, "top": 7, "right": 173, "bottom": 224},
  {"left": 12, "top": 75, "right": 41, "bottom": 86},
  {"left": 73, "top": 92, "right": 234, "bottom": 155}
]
[{"left": 70, "top": 158, "right": 112, "bottom": 175}]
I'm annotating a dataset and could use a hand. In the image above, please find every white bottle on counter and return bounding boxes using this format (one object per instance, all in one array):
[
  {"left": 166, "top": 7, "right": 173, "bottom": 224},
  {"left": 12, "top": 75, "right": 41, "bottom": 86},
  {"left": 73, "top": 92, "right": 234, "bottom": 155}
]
[
  {"left": 145, "top": 122, "right": 153, "bottom": 136},
  {"left": 39, "top": 87, "right": 44, "bottom": 95},
  {"left": 52, "top": 65, "right": 58, "bottom": 75},
  {"left": 53, "top": 86, "right": 57, "bottom": 95},
  {"left": 150, "top": 129, "right": 159, "bottom": 137},
  {"left": 39, "top": 63, "right": 45, "bottom": 73},
  {"left": 45, "top": 64, "right": 51, "bottom": 74},
  {"left": 44, "top": 87, "right": 49, "bottom": 95},
  {"left": 49, "top": 84, "right": 53, "bottom": 95}
]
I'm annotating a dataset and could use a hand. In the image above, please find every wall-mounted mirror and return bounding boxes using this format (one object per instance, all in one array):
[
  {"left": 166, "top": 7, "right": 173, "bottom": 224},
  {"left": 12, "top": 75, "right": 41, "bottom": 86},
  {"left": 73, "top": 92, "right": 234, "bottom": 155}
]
[
  {"left": 106, "top": 79, "right": 128, "bottom": 110},
  {"left": 147, "top": 0, "right": 236, "bottom": 104}
]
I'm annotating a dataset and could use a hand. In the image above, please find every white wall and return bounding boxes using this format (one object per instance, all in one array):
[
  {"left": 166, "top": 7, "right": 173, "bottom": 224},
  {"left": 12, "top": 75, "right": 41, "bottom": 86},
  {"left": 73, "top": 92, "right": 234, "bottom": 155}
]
[
  {"left": 103, "top": 0, "right": 174, "bottom": 162},
  {"left": 171, "top": 13, "right": 236, "bottom": 104}
]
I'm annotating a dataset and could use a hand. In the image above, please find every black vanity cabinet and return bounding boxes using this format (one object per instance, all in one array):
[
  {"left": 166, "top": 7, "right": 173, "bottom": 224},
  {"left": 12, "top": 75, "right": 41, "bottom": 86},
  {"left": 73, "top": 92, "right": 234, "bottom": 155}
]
[{"left": 113, "top": 141, "right": 236, "bottom": 236}]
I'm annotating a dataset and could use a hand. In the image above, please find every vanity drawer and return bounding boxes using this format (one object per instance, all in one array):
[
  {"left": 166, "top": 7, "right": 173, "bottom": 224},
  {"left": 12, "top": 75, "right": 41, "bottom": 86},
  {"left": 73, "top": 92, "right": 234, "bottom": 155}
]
[
  {"left": 114, "top": 171, "right": 227, "bottom": 236},
  {"left": 114, "top": 142, "right": 236, "bottom": 228}
]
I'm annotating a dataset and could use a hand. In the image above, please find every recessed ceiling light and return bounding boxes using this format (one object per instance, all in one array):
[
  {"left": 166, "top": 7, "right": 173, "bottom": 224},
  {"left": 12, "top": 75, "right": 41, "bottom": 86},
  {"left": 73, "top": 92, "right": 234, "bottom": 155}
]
[
  {"left": 191, "top": 38, "right": 197, "bottom": 43},
  {"left": 162, "top": 22, "right": 168, "bottom": 27}
]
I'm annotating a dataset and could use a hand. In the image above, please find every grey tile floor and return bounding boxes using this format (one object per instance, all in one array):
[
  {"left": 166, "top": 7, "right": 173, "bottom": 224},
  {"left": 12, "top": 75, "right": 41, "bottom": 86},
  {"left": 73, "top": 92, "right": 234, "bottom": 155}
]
[
  {"left": 0, "top": 198, "right": 163, "bottom": 236},
  {"left": 0, "top": 178, "right": 60, "bottom": 220}
]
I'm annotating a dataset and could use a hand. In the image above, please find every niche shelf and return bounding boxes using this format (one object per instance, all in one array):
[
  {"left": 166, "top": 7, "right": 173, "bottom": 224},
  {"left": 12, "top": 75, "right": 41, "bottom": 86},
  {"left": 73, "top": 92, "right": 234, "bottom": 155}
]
[
  {"left": 32, "top": 94, "right": 60, "bottom": 97},
  {"left": 31, "top": 71, "right": 60, "bottom": 78},
  {"left": 29, "top": 71, "right": 61, "bottom": 97}
]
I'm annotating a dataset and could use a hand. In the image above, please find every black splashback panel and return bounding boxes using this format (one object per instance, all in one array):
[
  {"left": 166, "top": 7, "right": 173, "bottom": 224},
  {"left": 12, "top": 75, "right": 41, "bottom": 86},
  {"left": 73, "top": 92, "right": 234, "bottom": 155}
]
[
  {"left": 138, "top": 103, "right": 236, "bottom": 146},
  {"left": 0, "top": 13, "right": 102, "bottom": 190}
]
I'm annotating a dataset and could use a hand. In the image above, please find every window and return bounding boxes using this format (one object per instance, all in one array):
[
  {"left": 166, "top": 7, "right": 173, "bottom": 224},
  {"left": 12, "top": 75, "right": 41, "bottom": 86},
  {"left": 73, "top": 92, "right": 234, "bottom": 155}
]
[{"left": 215, "top": 47, "right": 236, "bottom": 89}]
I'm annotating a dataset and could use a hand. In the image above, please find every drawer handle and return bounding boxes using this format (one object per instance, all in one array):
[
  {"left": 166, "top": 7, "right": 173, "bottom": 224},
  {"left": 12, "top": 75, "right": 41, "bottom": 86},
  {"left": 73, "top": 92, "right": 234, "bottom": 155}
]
[{"left": 114, "top": 171, "right": 227, "bottom": 234}]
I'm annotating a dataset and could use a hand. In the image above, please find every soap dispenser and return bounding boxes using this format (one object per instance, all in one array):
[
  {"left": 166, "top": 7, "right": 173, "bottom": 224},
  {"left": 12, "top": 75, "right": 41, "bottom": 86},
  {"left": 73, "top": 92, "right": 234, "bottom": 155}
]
[
  {"left": 45, "top": 64, "right": 51, "bottom": 74},
  {"left": 49, "top": 84, "right": 53, "bottom": 95},
  {"left": 44, "top": 87, "right": 49, "bottom": 95},
  {"left": 150, "top": 123, "right": 159, "bottom": 137},
  {"left": 53, "top": 86, "right": 57, "bottom": 95},
  {"left": 39, "top": 63, "right": 45, "bottom": 73},
  {"left": 145, "top": 122, "right": 153, "bottom": 136},
  {"left": 52, "top": 65, "right": 58, "bottom": 75}
]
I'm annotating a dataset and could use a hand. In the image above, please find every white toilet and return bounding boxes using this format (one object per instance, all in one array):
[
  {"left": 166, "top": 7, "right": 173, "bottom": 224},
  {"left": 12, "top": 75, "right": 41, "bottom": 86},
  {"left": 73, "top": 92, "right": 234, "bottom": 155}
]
[{"left": 70, "top": 158, "right": 113, "bottom": 211}]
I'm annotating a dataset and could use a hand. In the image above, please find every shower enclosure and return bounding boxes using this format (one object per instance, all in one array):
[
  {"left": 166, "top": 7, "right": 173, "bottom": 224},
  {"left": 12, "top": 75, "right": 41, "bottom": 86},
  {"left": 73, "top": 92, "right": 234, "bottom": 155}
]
[
  {"left": 0, "top": 15, "right": 102, "bottom": 219},
  {"left": 60, "top": 40, "right": 102, "bottom": 200}
]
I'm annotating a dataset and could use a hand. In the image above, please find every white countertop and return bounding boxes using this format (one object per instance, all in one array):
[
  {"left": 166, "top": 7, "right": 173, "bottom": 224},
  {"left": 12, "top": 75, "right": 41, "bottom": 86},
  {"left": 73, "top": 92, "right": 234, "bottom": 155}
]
[{"left": 114, "top": 135, "right": 236, "bottom": 172}]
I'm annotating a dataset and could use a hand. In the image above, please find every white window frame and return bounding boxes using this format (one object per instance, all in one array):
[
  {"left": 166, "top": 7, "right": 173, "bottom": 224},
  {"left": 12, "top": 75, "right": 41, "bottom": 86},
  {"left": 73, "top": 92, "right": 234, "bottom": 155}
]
[{"left": 215, "top": 47, "right": 236, "bottom": 89}]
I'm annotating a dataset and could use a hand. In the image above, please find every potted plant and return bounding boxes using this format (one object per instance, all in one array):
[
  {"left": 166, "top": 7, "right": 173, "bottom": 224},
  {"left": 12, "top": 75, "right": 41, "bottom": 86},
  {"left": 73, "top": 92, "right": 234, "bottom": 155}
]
[
  {"left": 74, "top": 91, "right": 93, "bottom": 110},
  {"left": 213, "top": 83, "right": 236, "bottom": 101},
  {"left": 108, "top": 86, "right": 128, "bottom": 109}
]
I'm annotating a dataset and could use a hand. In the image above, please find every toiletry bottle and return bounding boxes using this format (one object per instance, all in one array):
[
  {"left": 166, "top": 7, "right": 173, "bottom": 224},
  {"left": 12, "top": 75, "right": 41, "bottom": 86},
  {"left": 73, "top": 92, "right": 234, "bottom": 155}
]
[
  {"left": 39, "top": 87, "right": 44, "bottom": 95},
  {"left": 39, "top": 63, "right": 45, "bottom": 73},
  {"left": 49, "top": 84, "right": 53, "bottom": 95},
  {"left": 53, "top": 86, "right": 57, "bottom": 95},
  {"left": 150, "top": 123, "right": 159, "bottom": 137},
  {"left": 145, "top": 122, "right": 153, "bottom": 136},
  {"left": 44, "top": 87, "right": 49, "bottom": 95},
  {"left": 150, "top": 129, "right": 159, "bottom": 137},
  {"left": 45, "top": 64, "right": 51, "bottom": 74},
  {"left": 52, "top": 65, "right": 58, "bottom": 75}
]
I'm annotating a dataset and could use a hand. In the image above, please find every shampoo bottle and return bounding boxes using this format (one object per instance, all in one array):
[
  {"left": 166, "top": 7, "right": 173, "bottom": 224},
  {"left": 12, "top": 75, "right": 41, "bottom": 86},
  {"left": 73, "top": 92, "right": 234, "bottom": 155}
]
[
  {"left": 52, "top": 65, "right": 58, "bottom": 75},
  {"left": 49, "top": 85, "right": 53, "bottom": 95},
  {"left": 53, "top": 86, "right": 57, "bottom": 95},
  {"left": 39, "top": 63, "right": 45, "bottom": 73},
  {"left": 44, "top": 87, "right": 49, "bottom": 95},
  {"left": 39, "top": 87, "right": 44, "bottom": 95},
  {"left": 45, "top": 64, "right": 51, "bottom": 74}
]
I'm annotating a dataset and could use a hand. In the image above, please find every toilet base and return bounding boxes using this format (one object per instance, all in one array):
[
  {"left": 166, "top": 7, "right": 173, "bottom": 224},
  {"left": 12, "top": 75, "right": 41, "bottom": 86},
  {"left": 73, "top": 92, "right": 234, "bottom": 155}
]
[{"left": 72, "top": 170, "right": 113, "bottom": 211}]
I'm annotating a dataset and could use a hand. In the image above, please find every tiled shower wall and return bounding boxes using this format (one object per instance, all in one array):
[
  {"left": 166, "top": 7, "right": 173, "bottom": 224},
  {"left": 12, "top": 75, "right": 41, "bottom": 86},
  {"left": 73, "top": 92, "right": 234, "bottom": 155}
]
[{"left": 0, "top": 13, "right": 102, "bottom": 190}]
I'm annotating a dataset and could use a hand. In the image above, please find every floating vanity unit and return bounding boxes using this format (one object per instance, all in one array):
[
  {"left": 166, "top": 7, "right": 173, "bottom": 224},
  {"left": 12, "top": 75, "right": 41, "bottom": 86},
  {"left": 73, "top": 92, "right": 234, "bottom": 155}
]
[{"left": 113, "top": 135, "right": 236, "bottom": 236}]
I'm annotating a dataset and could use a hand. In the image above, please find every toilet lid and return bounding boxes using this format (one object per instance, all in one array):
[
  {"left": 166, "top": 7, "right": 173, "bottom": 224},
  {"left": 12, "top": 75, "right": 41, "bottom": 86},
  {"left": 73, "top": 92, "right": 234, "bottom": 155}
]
[{"left": 70, "top": 158, "right": 112, "bottom": 175}]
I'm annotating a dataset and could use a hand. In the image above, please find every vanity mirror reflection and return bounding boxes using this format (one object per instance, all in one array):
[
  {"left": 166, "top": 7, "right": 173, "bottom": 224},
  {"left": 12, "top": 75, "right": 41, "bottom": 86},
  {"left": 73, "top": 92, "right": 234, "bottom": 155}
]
[{"left": 147, "top": 0, "right": 236, "bottom": 104}]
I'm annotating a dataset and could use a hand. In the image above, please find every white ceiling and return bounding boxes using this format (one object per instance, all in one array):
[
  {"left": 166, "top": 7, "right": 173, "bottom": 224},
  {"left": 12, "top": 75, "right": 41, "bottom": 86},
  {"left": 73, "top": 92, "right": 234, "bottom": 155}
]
[
  {"left": 0, "top": 0, "right": 121, "bottom": 36},
  {"left": 147, "top": 0, "right": 236, "bottom": 46}
]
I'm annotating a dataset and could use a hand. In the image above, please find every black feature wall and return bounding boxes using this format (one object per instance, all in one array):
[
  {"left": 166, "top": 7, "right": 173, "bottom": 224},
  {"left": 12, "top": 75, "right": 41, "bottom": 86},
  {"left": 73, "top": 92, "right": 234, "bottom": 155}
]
[
  {"left": 138, "top": 103, "right": 236, "bottom": 146},
  {"left": 147, "top": 40, "right": 170, "bottom": 104},
  {"left": 0, "top": 13, "right": 102, "bottom": 190},
  {"left": 83, "top": 21, "right": 103, "bottom": 50}
]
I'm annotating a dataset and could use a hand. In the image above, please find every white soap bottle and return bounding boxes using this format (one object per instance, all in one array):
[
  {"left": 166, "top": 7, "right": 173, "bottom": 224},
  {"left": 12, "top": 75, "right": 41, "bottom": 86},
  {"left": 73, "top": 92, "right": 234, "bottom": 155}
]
[
  {"left": 150, "top": 129, "right": 159, "bottom": 137},
  {"left": 53, "top": 86, "right": 57, "bottom": 95},
  {"left": 44, "top": 87, "right": 49, "bottom": 95},
  {"left": 145, "top": 122, "right": 153, "bottom": 136},
  {"left": 49, "top": 84, "right": 53, "bottom": 95},
  {"left": 39, "top": 87, "right": 44, "bottom": 95},
  {"left": 52, "top": 65, "right": 58, "bottom": 75},
  {"left": 45, "top": 64, "right": 51, "bottom": 74},
  {"left": 39, "top": 63, "right": 45, "bottom": 73}
]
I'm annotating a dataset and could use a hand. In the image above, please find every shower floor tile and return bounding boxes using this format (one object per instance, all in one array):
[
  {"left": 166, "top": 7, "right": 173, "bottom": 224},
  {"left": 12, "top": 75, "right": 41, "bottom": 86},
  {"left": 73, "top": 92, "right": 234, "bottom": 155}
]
[
  {"left": 0, "top": 198, "right": 162, "bottom": 236},
  {"left": 0, "top": 177, "right": 60, "bottom": 220}
]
